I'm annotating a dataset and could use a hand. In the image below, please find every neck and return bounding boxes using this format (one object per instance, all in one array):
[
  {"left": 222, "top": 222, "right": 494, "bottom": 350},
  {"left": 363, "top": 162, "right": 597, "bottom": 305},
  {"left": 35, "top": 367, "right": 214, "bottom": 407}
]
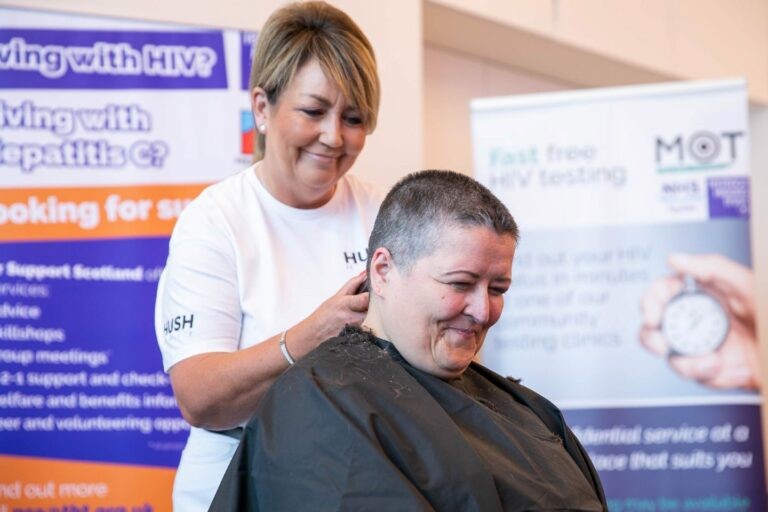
[{"left": 361, "top": 306, "right": 385, "bottom": 341}]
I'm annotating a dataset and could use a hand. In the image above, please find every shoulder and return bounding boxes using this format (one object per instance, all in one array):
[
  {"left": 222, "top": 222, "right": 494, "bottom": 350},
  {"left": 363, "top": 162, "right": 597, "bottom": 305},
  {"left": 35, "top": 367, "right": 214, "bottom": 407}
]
[
  {"left": 251, "top": 334, "right": 405, "bottom": 431},
  {"left": 296, "top": 334, "right": 396, "bottom": 381},
  {"left": 265, "top": 334, "right": 413, "bottom": 408},
  {"left": 170, "top": 167, "right": 256, "bottom": 244},
  {"left": 181, "top": 167, "right": 253, "bottom": 219},
  {"left": 469, "top": 362, "right": 563, "bottom": 416}
]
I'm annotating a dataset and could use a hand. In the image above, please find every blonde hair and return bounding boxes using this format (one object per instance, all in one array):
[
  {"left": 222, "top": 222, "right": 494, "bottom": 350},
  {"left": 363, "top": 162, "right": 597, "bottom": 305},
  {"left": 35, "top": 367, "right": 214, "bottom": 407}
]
[{"left": 250, "top": 1, "right": 380, "bottom": 155}]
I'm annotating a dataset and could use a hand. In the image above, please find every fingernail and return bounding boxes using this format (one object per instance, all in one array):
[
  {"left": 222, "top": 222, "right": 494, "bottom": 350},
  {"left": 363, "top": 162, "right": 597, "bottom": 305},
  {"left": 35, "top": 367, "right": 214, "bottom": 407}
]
[{"left": 668, "top": 253, "right": 689, "bottom": 267}]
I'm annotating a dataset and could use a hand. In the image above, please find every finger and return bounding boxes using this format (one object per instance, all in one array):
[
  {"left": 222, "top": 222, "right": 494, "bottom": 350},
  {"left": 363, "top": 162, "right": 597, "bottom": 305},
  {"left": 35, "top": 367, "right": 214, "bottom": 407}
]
[
  {"left": 668, "top": 253, "right": 753, "bottom": 299},
  {"left": 346, "top": 292, "right": 370, "bottom": 313},
  {"left": 344, "top": 311, "right": 367, "bottom": 327},
  {"left": 705, "top": 365, "right": 755, "bottom": 389},
  {"left": 338, "top": 271, "right": 368, "bottom": 296},
  {"left": 668, "top": 253, "right": 755, "bottom": 322},
  {"left": 668, "top": 353, "right": 721, "bottom": 383},
  {"left": 707, "top": 336, "right": 762, "bottom": 389},
  {"left": 640, "top": 276, "right": 683, "bottom": 327},
  {"left": 639, "top": 326, "right": 669, "bottom": 355}
]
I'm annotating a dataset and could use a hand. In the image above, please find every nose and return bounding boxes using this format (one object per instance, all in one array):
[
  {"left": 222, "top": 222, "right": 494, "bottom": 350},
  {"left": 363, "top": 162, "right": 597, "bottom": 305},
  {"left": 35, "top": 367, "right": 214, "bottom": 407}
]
[
  {"left": 465, "top": 288, "right": 490, "bottom": 325},
  {"left": 319, "top": 116, "right": 342, "bottom": 148}
]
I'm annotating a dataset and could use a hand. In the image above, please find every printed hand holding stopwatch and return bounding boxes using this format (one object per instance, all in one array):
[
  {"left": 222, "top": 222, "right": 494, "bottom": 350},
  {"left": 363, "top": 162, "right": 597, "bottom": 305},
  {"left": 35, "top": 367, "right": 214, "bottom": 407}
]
[{"left": 661, "top": 275, "right": 730, "bottom": 356}]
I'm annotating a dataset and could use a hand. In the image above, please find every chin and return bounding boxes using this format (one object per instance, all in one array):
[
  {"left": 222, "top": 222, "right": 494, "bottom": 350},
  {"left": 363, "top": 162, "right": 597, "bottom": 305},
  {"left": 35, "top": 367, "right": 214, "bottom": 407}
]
[
  {"left": 303, "top": 170, "right": 343, "bottom": 190},
  {"left": 436, "top": 359, "right": 473, "bottom": 377}
]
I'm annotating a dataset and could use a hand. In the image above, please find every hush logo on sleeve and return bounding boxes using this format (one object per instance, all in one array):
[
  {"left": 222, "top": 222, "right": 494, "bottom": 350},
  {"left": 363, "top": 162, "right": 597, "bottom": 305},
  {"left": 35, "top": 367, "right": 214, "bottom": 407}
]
[{"left": 163, "top": 314, "right": 194, "bottom": 336}]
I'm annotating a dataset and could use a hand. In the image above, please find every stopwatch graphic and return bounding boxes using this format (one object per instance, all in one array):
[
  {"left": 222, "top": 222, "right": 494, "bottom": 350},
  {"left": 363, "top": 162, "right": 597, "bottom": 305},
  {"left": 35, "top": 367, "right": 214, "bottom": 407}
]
[{"left": 661, "top": 275, "right": 730, "bottom": 356}]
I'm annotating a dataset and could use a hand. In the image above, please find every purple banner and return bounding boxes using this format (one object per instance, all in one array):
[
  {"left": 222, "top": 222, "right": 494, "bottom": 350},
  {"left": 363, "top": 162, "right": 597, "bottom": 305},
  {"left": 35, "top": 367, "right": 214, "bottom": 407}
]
[
  {"left": 0, "top": 28, "right": 227, "bottom": 89},
  {"left": 709, "top": 176, "right": 750, "bottom": 219},
  {"left": 239, "top": 31, "right": 258, "bottom": 91},
  {"left": 566, "top": 404, "right": 766, "bottom": 511},
  {"left": 0, "top": 238, "right": 186, "bottom": 468}
]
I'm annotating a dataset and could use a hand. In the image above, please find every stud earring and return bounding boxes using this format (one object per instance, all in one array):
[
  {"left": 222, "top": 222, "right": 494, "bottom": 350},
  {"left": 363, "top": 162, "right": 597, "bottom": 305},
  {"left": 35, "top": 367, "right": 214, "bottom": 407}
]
[{"left": 258, "top": 124, "right": 266, "bottom": 133}]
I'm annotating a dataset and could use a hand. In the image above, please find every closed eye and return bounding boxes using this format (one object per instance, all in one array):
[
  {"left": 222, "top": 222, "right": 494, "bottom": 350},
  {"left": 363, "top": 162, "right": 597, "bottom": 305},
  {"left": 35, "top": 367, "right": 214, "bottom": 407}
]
[
  {"left": 300, "top": 108, "right": 324, "bottom": 118},
  {"left": 344, "top": 114, "right": 363, "bottom": 126},
  {"left": 490, "top": 286, "right": 509, "bottom": 296}
]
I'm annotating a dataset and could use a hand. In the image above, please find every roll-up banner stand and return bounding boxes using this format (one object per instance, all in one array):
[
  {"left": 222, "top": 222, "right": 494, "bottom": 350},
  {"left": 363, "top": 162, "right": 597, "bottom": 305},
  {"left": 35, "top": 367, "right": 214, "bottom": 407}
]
[
  {"left": 0, "top": 7, "right": 258, "bottom": 510},
  {"left": 472, "top": 79, "right": 765, "bottom": 510}
]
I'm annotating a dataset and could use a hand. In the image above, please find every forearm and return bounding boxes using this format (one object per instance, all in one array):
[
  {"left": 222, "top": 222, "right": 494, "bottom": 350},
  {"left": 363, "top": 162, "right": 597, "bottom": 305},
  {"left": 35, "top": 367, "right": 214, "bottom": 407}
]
[
  {"left": 163, "top": 265, "right": 368, "bottom": 429},
  {"left": 170, "top": 334, "right": 285, "bottom": 429}
]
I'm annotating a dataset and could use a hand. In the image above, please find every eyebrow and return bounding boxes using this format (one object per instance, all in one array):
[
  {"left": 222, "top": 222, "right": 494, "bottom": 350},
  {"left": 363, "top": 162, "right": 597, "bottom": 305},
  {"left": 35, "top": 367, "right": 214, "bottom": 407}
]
[
  {"left": 442, "top": 270, "right": 511, "bottom": 283},
  {"left": 302, "top": 94, "right": 332, "bottom": 106}
]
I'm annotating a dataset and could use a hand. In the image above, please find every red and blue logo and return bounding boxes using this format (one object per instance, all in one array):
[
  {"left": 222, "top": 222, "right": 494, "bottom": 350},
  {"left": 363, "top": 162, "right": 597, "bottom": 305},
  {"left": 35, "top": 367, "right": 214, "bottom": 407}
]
[{"left": 241, "top": 110, "right": 255, "bottom": 155}]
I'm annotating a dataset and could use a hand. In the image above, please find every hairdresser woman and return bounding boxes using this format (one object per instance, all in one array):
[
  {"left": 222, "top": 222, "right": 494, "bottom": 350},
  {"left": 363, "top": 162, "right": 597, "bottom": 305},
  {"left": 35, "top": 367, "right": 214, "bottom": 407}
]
[{"left": 154, "top": 3, "right": 381, "bottom": 510}]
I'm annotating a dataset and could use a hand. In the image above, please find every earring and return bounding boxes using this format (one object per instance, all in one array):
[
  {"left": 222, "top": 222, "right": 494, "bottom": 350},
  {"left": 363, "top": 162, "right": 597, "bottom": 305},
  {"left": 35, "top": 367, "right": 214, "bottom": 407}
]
[{"left": 258, "top": 124, "right": 266, "bottom": 133}]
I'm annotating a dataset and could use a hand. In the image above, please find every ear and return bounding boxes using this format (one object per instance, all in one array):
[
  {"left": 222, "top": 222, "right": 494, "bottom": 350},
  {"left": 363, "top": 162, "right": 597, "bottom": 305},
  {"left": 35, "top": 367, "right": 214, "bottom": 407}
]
[
  {"left": 368, "top": 247, "right": 395, "bottom": 297},
  {"left": 251, "top": 86, "right": 270, "bottom": 129}
]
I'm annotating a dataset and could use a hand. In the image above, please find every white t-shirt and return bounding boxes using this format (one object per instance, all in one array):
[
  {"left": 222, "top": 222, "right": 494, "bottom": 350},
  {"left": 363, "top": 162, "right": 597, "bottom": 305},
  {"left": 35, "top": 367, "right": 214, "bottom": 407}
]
[{"left": 155, "top": 165, "right": 382, "bottom": 511}]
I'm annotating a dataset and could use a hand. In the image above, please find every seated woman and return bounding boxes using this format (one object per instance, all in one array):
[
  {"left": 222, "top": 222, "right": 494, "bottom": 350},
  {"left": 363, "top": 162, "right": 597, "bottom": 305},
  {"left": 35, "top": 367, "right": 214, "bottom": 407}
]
[{"left": 210, "top": 170, "right": 607, "bottom": 511}]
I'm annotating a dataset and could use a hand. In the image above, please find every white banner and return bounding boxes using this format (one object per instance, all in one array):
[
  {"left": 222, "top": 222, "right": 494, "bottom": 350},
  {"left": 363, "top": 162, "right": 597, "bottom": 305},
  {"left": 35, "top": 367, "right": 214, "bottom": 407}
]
[{"left": 472, "top": 79, "right": 765, "bottom": 510}]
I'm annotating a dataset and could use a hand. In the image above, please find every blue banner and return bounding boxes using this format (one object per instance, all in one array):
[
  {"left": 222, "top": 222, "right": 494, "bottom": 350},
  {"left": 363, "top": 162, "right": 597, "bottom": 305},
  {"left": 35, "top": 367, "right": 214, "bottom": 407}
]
[
  {"left": 567, "top": 405, "right": 765, "bottom": 510},
  {"left": 0, "top": 28, "right": 228, "bottom": 89},
  {"left": 0, "top": 238, "right": 187, "bottom": 467}
]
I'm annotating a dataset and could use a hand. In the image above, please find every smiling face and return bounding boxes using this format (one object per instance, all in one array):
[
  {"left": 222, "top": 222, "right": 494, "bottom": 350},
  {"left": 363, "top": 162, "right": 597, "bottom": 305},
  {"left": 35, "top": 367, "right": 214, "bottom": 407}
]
[
  {"left": 252, "top": 58, "right": 367, "bottom": 208},
  {"left": 368, "top": 224, "right": 516, "bottom": 379}
]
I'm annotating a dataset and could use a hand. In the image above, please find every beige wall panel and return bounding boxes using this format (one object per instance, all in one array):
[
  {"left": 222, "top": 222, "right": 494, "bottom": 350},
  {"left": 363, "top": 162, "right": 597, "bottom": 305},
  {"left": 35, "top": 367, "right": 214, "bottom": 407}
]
[
  {"left": 424, "top": 1, "right": 677, "bottom": 95},
  {"left": 670, "top": 0, "right": 768, "bottom": 105},
  {"left": 423, "top": 45, "right": 569, "bottom": 174},
  {"left": 426, "top": 0, "right": 768, "bottom": 103},
  {"left": 431, "top": 0, "right": 553, "bottom": 31},
  {"left": 556, "top": 0, "right": 676, "bottom": 71}
]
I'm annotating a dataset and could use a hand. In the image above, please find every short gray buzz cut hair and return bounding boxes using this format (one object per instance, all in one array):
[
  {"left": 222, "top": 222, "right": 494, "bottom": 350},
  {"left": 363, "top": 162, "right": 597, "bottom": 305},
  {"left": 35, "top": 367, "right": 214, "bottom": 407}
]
[{"left": 367, "top": 170, "right": 519, "bottom": 274}]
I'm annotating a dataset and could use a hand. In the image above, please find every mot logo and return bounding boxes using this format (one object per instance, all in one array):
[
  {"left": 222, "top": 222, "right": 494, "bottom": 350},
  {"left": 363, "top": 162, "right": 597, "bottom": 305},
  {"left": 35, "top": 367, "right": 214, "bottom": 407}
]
[{"left": 655, "top": 131, "right": 744, "bottom": 172}]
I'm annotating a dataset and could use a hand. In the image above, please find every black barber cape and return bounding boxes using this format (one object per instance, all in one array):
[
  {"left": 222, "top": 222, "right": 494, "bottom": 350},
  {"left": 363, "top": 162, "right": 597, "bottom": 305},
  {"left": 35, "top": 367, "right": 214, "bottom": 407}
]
[{"left": 210, "top": 329, "right": 607, "bottom": 511}]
